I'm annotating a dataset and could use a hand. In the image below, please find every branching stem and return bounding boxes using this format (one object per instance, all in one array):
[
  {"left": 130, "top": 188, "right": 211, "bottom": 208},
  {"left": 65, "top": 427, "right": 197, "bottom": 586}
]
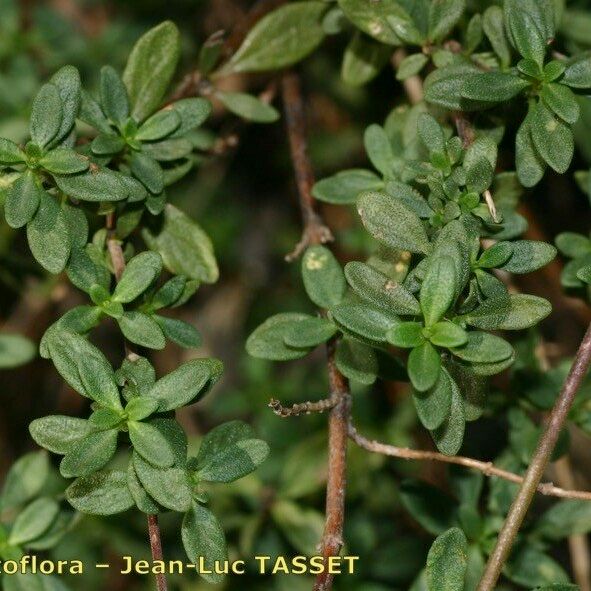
[
  {"left": 105, "top": 213, "right": 169, "bottom": 591},
  {"left": 348, "top": 423, "right": 591, "bottom": 501},
  {"left": 281, "top": 70, "right": 349, "bottom": 591}
]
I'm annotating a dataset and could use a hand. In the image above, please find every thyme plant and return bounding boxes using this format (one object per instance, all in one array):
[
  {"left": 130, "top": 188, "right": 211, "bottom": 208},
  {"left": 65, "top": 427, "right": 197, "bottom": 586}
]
[{"left": 3, "top": 1, "right": 591, "bottom": 591}]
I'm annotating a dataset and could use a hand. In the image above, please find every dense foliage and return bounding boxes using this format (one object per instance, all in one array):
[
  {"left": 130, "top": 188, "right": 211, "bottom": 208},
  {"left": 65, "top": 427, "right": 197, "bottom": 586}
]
[{"left": 2, "top": 1, "right": 591, "bottom": 591}]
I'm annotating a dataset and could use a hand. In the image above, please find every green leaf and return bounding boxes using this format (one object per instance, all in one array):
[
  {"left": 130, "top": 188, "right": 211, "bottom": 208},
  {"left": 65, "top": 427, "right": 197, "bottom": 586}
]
[
  {"left": 461, "top": 72, "right": 530, "bottom": 102},
  {"left": 223, "top": 2, "right": 327, "bottom": 74},
  {"left": 246, "top": 313, "right": 312, "bottom": 360},
  {"left": 125, "top": 397, "right": 159, "bottom": 422},
  {"left": 342, "top": 32, "right": 391, "bottom": 86},
  {"left": 8, "top": 497, "right": 59, "bottom": 546},
  {"left": 516, "top": 108, "right": 546, "bottom": 187},
  {"left": 556, "top": 232, "right": 591, "bottom": 258},
  {"left": 123, "top": 21, "right": 181, "bottom": 122},
  {"left": 418, "top": 113, "right": 446, "bottom": 155},
  {"left": 66, "top": 247, "right": 110, "bottom": 295},
  {"left": 500, "top": 240, "right": 556, "bottom": 274},
  {"left": 408, "top": 341, "right": 441, "bottom": 392},
  {"left": 426, "top": 528, "right": 468, "bottom": 591},
  {"left": 450, "top": 331, "right": 513, "bottom": 363},
  {"left": 30, "top": 83, "right": 63, "bottom": 148},
  {"left": 54, "top": 168, "right": 128, "bottom": 202},
  {"left": 420, "top": 256, "right": 456, "bottom": 326},
  {"left": 338, "top": 0, "right": 411, "bottom": 45},
  {"left": 283, "top": 317, "right": 337, "bottom": 348},
  {"left": 216, "top": 91, "right": 279, "bottom": 123},
  {"left": 432, "top": 377, "right": 465, "bottom": 455},
  {"left": 541, "top": 83, "right": 580, "bottom": 124},
  {"left": 536, "top": 499, "right": 591, "bottom": 540},
  {"left": 312, "top": 169, "right": 383, "bottom": 204},
  {"left": 0, "top": 333, "right": 36, "bottom": 369},
  {"left": 0, "top": 137, "right": 25, "bottom": 164},
  {"left": 40, "top": 149, "right": 89, "bottom": 174},
  {"left": 335, "top": 337, "right": 378, "bottom": 385},
  {"left": 182, "top": 503, "right": 227, "bottom": 584},
  {"left": 44, "top": 330, "right": 121, "bottom": 406},
  {"left": 197, "top": 421, "right": 253, "bottom": 465},
  {"left": 60, "top": 429, "right": 118, "bottom": 478},
  {"left": 462, "top": 294, "right": 552, "bottom": 330},
  {"left": 331, "top": 302, "right": 397, "bottom": 341},
  {"left": 118, "top": 311, "right": 166, "bottom": 350},
  {"left": 91, "top": 134, "right": 125, "bottom": 155},
  {"left": 413, "top": 367, "right": 454, "bottom": 430},
  {"left": 400, "top": 480, "right": 457, "bottom": 535},
  {"left": 129, "top": 420, "right": 175, "bottom": 468},
  {"left": 49, "top": 65, "right": 81, "bottom": 144},
  {"left": 146, "top": 358, "right": 222, "bottom": 412},
  {"left": 386, "top": 321, "right": 424, "bottom": 348},
  {"left": 100, "top": 66, "right": 129, "bottom": 125},
  {"left": 0, "top": 451, "right": 49, "bottom": 511},
  {"left": 505, "top": 546, "right": 569, "bottom": 588},
  {"left": 429, "top": 322, "right": 468, "bottom": 348},
  {"left": 562, "top": 52, "right": 591, "bottom": 89},
  {"left": 27, "top": 192, "right": 70, "bottom": 273},
  {"left": 169, "top": 98, "right": 211, "bottom": 136},
  {"left": 133, "top": 452, "right": 191, "bottom": 512},
  {"left": 357, "top": 191, "right": 431, "bottom": 254},
  {"left": 396, "top": 52, "right": 429, "bottom": 81},
  {"left": 483, "top": 6, "right": 511, "bottom": 67},
  {"left": 504, "top": 0, "right": 553, "bottom": 65},
  {"left": 127, "top": 462, "right": 160, "bottom": 514},
  {"left": 196, "top": 422, "right": 269, "bottom": 483},
  {"left": 531, "top": 99, "right": 574, "bottom": 174},
  {"left": 112, "top": 251, "right": 162, "bottom": 303},
  {"left": 155, "top": 316, "right": 202, "bottom": 348},
  {"left": 142, "top": 204, "right": 218, "bottom": 283},
  {"left": 29, "top": 416, "right": 91, "bottom": 455},
  {"left": 301, "top": 245, "right": 346, "bottom": 308},
  {"left": 66, "top": 470, "right": 134, "bottom": 515},
  {"left": 136, "top": 108, "right": 180, "bottom": 141},
  {"left": 271, "top": 499, "right": 325, "bottom": 555},
  {"left": 424, "top": 64, "right": 485, "bottom": 111},
  {"left": 4, "top": 170, "right": 43, "bottom": 229},
  {"left": 130, "top": 151, "right": 163, "bottom": 194},
  {"left": 364, "top": 124, "right": 394, "bottom": 176},
  {"left": 429, "top": 0, "right": 466, "bottom": 43},
  {"left": 345, "top": 261, "right": 420, "bottom": 315}
]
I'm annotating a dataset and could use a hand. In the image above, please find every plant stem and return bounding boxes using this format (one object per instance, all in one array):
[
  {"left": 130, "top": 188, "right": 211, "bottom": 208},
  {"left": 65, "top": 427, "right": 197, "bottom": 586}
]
[
  {"left": 314, "top": 341, "right": 351, "bottom": 591},
  {"left": 348, "top": 423, "right": 591, "bottom": 501},
  {"left": 147, "top": 514, "right": 168, "bottom": 591},
  {"left": 105, "top": 213, "right": 168, "bottom": 591},
  {"left": 281, "top": 70, "right": 351, "bottom": 591},
  {"left": 477, "top": 321, "right": 591, "bottom": 591},
  {"left": 282, "top": 72, "right": 333, "bottom": 261}
]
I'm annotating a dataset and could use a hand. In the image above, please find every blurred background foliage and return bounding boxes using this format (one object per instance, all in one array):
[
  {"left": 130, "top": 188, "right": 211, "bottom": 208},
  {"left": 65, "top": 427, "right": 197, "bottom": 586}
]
[{"left": 2, "top": 0, "right": 591, "bottom": 590}]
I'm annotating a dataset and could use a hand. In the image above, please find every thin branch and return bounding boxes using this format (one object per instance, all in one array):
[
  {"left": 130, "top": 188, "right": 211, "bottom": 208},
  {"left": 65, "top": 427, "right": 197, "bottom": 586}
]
[
  {"left": 348, "top": 423, "right": 591, "bottom": 501},
  {"left": 281, "top": 71, "right": 350, "bottom": 591},
  {"left": 105, "top": 213, "right": 168, "bottom": 591},
  {"left": 281, "top": 72, "right": 333, "bottom": 262},
  {"left": 269, "top": 397, "right": 335, "bottom": 417},
  {"left": 314, "top": 341, "right": 351, "bottom": 591},
  {"left": 477, "top": 321, "right": 591, "bottom": 591}
]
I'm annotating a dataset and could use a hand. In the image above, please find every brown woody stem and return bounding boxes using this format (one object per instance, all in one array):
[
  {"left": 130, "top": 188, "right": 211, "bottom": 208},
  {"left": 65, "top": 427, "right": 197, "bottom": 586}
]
[
  {"left": 105, "top": 213, "right": 168, "bottom": 591},
  {"left": 281, "top": 70, "right": 350, "bottom": 591}
]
